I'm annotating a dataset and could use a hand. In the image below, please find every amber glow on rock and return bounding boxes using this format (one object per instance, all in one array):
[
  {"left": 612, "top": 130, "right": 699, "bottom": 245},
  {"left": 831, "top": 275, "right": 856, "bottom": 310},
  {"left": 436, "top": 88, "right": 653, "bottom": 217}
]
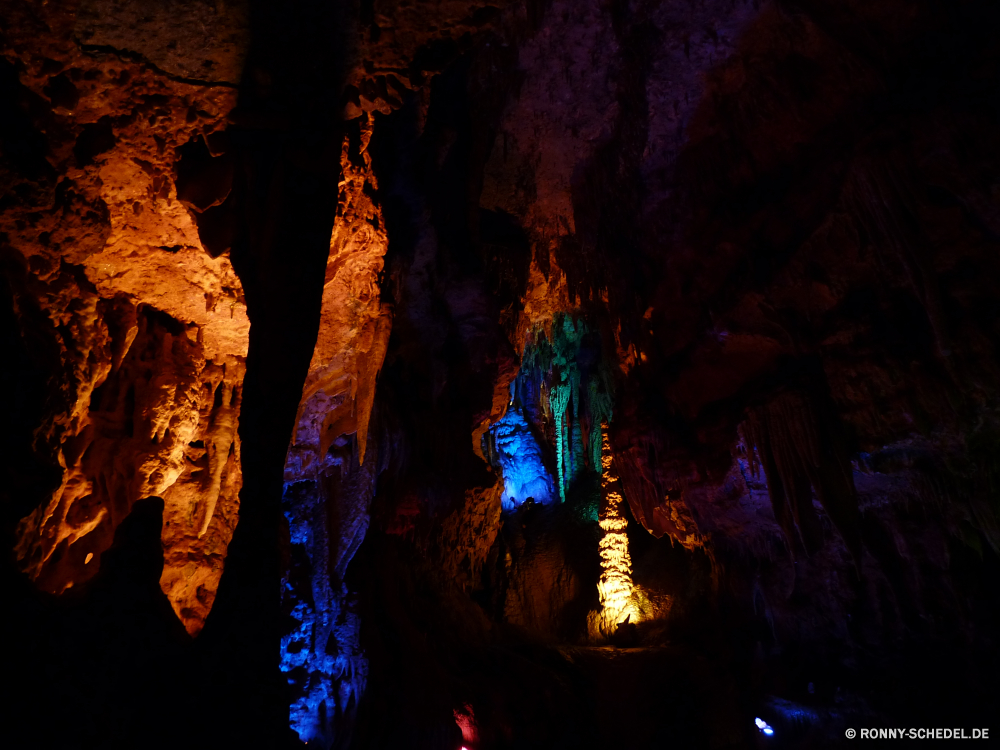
[
  {"left": 6, "top": 42, "right": 247, "bottom": 636},
  {"left": 286, "top": 114, "right": 391, "bottom": 479},
  {"left": 593, "top": 426, "right": 641, "bottom": 633}
]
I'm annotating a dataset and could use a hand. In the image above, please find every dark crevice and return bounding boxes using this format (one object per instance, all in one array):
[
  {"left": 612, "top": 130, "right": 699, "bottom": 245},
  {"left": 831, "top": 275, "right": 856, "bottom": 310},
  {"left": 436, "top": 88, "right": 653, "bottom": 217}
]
[{"left": 74, "top": 41, "right": 241, "bottom": 89}]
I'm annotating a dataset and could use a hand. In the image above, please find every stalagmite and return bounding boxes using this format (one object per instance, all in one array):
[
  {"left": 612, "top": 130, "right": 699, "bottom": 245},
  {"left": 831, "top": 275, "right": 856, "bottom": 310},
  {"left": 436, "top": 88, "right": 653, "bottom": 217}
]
[{"left": 595, "top": 425, "right": 638, "bottom": 630}]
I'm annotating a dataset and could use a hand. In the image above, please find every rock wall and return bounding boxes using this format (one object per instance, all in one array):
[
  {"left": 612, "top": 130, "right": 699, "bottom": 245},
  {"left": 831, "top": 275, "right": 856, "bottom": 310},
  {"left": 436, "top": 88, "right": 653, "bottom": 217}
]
[
  {"left": 279, "top": 114, "right": 392, "bottom": 746},
  {"left": 3, "top": 0, "right": 249, "bottom": 634},
  {"left": 5, "top": 0, "right": 1000, "bottom": 747}
]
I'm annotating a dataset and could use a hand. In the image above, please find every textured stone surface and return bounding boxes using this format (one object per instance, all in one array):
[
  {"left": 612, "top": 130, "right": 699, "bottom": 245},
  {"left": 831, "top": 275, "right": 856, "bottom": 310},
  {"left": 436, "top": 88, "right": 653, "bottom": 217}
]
[
  {"left": 6, "top": 0, "right": 1000, "bottom": 745},
  {"left": 76, "top": 0, "right": 250, "bottom": 84},
  {"left": 3, "top": 0, "right": 248, "bottom": 634},
  {"left": 286, "top": 116, "right": 392, "bottom": 481},
  {"left": 279, "top": 114, "right": 392, "bottom": 746},
  {"left": 431, "top": 481, "right": 503, "bottom": 589}
]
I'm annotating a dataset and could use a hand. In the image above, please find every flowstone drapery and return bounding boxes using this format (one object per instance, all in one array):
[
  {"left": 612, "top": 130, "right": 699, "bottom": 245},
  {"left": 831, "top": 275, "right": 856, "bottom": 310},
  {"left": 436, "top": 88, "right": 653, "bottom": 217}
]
[{"left": 511, "top": 313, "right": 615, "bottom": 503}]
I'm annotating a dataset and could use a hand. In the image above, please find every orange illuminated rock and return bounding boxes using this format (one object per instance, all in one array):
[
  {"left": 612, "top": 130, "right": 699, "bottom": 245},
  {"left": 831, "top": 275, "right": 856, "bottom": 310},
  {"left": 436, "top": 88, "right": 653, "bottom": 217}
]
[
  {"left": 277, "top": 117, "right": 393, "bottom": 732},
  {"left": 285, "top": 114, "right": 392, "bottom": 484},
  {"left": 4, "top": 2, "right": 249, "bottom": 634},
  {"left": 281, "top": 114, "right": 392, "bottom": 600}
]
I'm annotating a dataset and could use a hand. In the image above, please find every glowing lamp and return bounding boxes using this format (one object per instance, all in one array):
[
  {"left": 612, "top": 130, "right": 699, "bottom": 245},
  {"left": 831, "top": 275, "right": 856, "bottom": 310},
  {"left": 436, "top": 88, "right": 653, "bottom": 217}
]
[{"left": 755, "top": 717, "right": 775, "bottom": 736}]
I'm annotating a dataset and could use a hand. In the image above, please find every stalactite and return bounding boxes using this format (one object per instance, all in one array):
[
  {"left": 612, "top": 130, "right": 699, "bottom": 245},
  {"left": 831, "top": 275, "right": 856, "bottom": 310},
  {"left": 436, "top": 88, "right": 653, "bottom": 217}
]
[
  {"left": 571, "top": 412, "right": 585, "bottom": 485},
  {"left": 511, "top": 313, "right": 614, "bottom": 499},
  {"left": 846, "top": 159, "right": 953, "bottom": 368},
  {"left": 741, "top": 391, "right": 861, "bottom": 564},
  {"left": 588, "top": 379, "right": 613, "bottom": 473},
  {"left": 569, "top": 369, "right": 582, "bottom": 481},
  {"left": 550, "top": 383, "right": 571, "bottom": 502}
]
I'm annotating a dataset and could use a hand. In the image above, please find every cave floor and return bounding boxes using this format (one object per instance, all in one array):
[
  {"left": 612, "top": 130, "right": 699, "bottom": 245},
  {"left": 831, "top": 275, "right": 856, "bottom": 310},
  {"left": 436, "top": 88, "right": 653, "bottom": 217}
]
[{"left": 557, "top": 645, "right": 746, "bottom": 749}]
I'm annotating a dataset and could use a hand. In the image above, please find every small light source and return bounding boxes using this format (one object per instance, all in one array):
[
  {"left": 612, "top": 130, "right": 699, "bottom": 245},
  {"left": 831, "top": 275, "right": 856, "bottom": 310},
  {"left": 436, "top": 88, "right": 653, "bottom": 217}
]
[
  {"left": 755, "top": 717, "right": 775, "bottom": 736},
  {"left": 455, "top": 703, "right": 477, "bottom": 748},
  {"left": 84, "top": 552, "right": 94, "bottom": 564}
]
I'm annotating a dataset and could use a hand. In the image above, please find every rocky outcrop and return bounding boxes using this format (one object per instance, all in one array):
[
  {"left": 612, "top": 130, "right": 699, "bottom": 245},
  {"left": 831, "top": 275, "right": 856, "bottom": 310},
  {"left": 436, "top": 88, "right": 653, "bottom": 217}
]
[
  {"left": 279, "top": 114, "right": 392, "bottom": 745},
  {"left": 3, "top": 0, "right": 249, "bottom": 634},
  {"left": 285, "top": 115, "right": 392, "bottom": 484},
  {"left": 431, "top": 481, "right": 503, "bottom": 589}
]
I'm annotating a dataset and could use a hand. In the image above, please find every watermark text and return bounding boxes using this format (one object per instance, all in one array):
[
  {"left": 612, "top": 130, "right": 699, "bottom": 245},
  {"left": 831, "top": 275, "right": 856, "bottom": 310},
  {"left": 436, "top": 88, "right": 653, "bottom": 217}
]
[{"left": 845, "top": 728, "right": 990, "bottom": 740}]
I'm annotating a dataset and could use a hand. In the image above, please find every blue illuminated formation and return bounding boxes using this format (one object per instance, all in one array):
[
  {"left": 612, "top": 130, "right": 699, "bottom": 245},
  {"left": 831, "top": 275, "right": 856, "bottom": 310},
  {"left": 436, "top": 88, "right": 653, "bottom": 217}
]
[
  {"left": 492, "top": 402, "right": 556, "bottom": 510},
  {"left": 280, "top": 478, "right": 369, "bottom": 748},
  {"left": 279, "top": 431, "right": 381, "bottom": 748},
  {"left": 502, "top": 313, "right": 614, "bottom": 504}
]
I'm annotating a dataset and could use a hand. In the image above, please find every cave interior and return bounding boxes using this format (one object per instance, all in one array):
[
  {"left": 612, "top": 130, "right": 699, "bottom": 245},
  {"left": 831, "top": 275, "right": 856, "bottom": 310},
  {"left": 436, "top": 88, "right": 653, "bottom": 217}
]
[{"left": 3, "top": 0, "right": 1000, "bottom": 748}]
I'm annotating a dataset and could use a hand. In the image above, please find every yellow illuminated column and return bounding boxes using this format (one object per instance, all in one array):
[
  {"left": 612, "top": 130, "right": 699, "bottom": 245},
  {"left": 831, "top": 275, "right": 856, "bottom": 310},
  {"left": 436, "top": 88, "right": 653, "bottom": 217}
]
[{"left": 596, "top": 425, "right": 637, "bottom": 628}]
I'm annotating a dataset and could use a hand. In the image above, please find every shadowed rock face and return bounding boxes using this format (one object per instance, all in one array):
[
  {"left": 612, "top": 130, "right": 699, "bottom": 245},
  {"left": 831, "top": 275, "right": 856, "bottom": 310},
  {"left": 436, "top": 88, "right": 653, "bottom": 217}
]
[
  {"left": 75, "top": 0, "right": 251, "bottom": 84},
  {"left": 4, "top": 0, "right": 1000, "bottom": 747},
  {"left": 278, "top": 115, "right": 392, "bottom": 745}
]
